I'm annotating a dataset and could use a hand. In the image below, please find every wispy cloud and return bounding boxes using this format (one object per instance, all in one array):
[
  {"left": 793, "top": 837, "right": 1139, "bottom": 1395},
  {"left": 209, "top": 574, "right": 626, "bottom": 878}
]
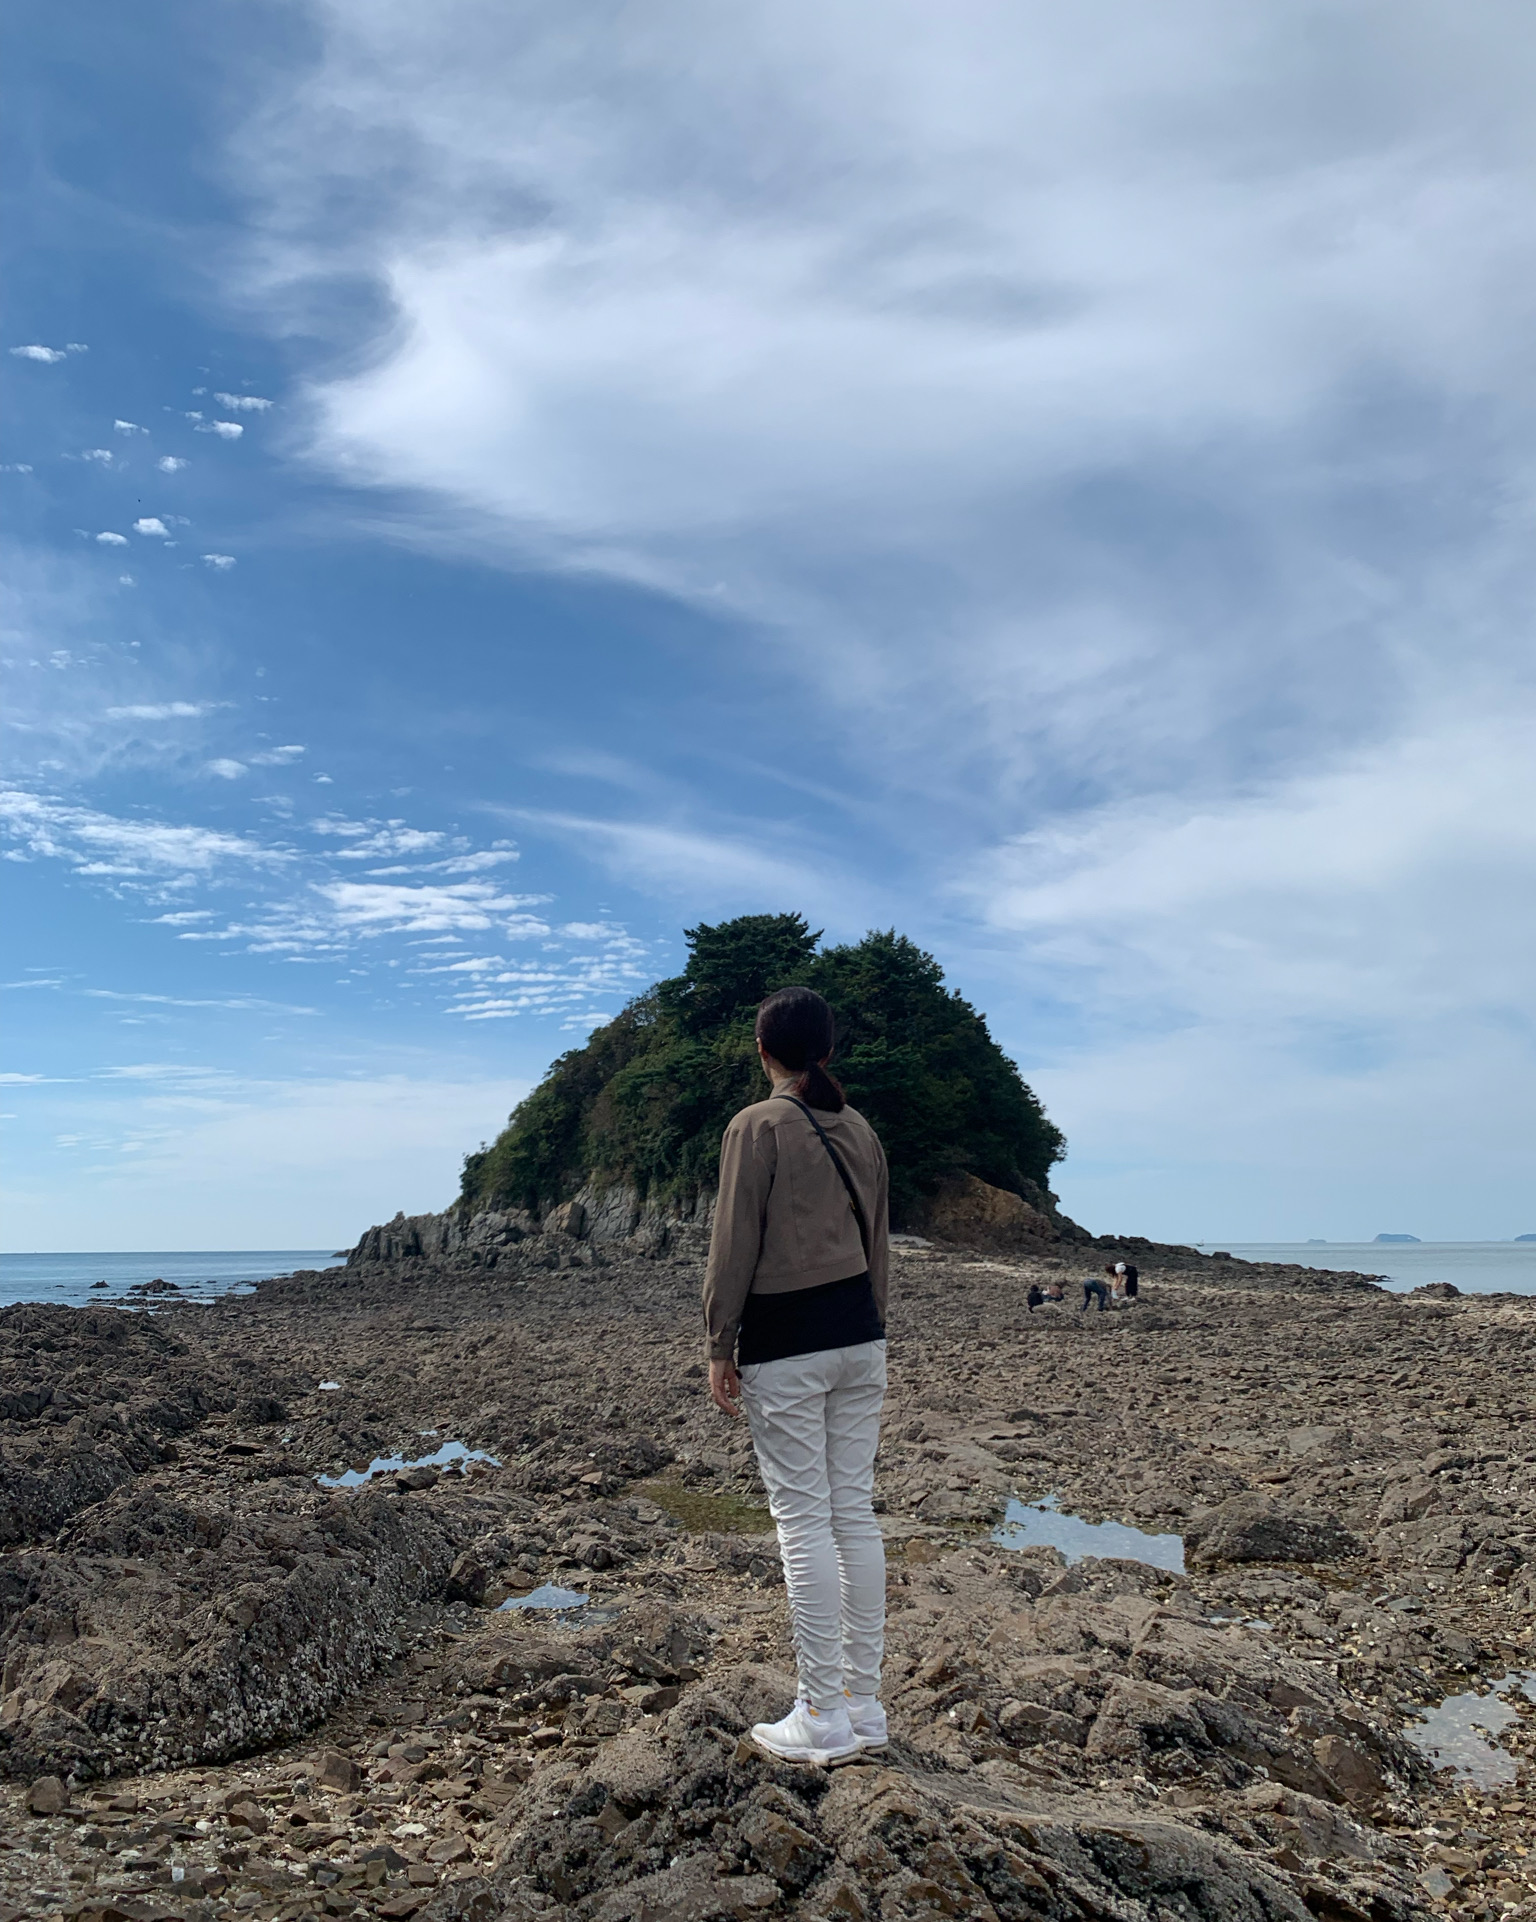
[
  {"left": 0, "top": 788, "right": 287, "bottom": 877},
  {"left": 203, "top": 758, "right": 247, "bottom": 779},
  {"left": 157, "top": 456, "right": 188, "bottom": 473},
  {"left": 114, "top": 420, "right": 146, "bottom": 435},
  {"left": 214, "top": 392, "right": 273, "bottom": 411},
  {"left": 10, "top": 344, "right": 67, "bottom": 363},
  {"left": 195, "top": 421, "right": 244, "bottom": 440},
  {"left": 202, "top": 552, "right": 237, "bottom": 569},
  {"left": 517, "top": 808, "right": 856, "bottom": 915},
  {"left": 318, "top": 878, "right": 546, "bottom": 935},
  {"left": 94, "top": 530, "right": 128, "bottom": 546},
  {"left": 105, "top": 702, "right": 210, "bottom": 720},
  {"left": 133, "top": 517, "right": 170, "bottom": 536}
]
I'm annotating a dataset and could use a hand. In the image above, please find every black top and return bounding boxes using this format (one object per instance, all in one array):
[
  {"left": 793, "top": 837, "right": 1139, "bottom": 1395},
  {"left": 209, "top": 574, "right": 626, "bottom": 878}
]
[{"left": 736, "top": 1271, "right": 884, "bottom": 1367}]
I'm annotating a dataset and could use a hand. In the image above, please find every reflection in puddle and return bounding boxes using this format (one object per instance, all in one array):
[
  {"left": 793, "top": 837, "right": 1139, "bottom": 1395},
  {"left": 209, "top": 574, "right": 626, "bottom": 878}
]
[
  {"left": 1405, "top": 1673, "right": 1536, "bottom": 1786},
  {"left": 498, "top": 1583, "right": 590, "bottom": 1613},
  {"left": 316, "top": 1438, "right": 501, "bottom": 1488},
  {"left": 992, "top": 1493, "right": 1186, "bottom": 1573}
]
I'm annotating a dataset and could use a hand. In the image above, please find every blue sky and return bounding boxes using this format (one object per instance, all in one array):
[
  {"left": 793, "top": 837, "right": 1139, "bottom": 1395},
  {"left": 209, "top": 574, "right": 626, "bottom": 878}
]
[{"left": 5, "top": 0, "right": 1534, "bottom": 1250}]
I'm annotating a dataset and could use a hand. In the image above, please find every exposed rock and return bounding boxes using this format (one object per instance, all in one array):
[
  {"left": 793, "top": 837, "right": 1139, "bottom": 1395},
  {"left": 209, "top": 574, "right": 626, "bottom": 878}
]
[
  {"left": 1185, "top": 1493, "right": 1361, "bottom": 1565},
  {"left": 918, "top": 1173, "right": 1066, "bottom": 1247},
  {"left": 25, "top": 1773, "right": 66, "bottom": 1813},
  {"left": 314, "top": 1746, "right": 362, "bottom": 1791}
]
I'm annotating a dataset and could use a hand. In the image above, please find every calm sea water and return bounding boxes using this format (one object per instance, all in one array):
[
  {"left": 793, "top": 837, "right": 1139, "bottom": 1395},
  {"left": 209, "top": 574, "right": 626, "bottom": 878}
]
[
  {"left": 0, "top": 1250, "right": 345, "bottom": 1312},
  {"left": 4, "top": 1241, "right": 1532, "bottom": 1313},
  {"left": 1193, "top": 1242, "right": 1536, "bottom": 1296}
]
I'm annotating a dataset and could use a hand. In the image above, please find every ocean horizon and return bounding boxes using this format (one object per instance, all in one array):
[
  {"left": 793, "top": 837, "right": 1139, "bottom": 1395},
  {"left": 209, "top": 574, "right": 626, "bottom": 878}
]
[
  {"left": 0, "top": 1248, "right": 346, "bottom": 1312},
  {"left": 3, "top": 1238, "right": 1533, "bottom": 1312},
  {"left": 1190, "top": 1240, "right": 1536, "bottom": 1296}
]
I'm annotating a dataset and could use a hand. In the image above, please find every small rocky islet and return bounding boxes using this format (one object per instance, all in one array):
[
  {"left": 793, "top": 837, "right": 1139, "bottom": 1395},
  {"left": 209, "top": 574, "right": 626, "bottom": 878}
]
[{"left": 4, "top": 1213, "right": 1536, "bottom": 1922}]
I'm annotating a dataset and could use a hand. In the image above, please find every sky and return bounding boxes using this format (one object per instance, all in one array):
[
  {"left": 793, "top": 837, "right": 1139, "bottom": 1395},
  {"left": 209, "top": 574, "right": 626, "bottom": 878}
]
[{"left": 4, "top": 0, "right": 1534, "bottom": 1251}]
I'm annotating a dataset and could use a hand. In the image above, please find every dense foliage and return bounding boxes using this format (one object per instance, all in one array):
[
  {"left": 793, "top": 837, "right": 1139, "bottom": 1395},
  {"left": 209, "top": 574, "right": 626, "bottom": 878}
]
[{"left": 459, "top": 913, "right": 1064, "bottom": 1226}]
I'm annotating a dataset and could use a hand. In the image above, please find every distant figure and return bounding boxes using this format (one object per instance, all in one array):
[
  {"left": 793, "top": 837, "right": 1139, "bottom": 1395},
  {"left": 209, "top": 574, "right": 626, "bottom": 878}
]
[
  {"left": 1106, "top": 1262, "right": 1125, "bottom": 1302},
  {"left": 1081, "top": 1274, "right": 1109, "bottom": 1312},
  {"left": 1026, "top": 1283, "right": 1045, "bottom": 1313},
  {"left": 1123, "top": 1263, "right": 1139, "bottom": 1299},
  {"left": 1044, "top": 1280, "right": 1064, "bottom": 1302}
]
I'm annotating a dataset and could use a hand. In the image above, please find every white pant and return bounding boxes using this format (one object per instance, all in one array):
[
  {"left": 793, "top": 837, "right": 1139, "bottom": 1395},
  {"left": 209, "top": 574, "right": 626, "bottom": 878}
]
[{"left": 740, "top": 1340, "right": 887, "bottom": 1711}]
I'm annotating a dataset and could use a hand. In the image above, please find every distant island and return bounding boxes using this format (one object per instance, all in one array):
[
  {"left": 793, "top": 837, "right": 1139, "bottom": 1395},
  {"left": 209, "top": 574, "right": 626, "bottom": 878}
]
[
  {"left": 460, "top": 912, "right": 1066, "bottom": 1231},
  {"left": 1517, "top": 1234, "right": 1536, "bottom": 1243},
  {"left": 1375, "top": 1233, "right": 1421, "bottom": 1244}
]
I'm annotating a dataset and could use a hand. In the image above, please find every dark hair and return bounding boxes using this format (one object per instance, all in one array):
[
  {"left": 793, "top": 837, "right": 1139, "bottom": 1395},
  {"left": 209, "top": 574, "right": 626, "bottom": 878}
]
[{"left": 755, "top": 985, "right": 845, "bottom": 1112}]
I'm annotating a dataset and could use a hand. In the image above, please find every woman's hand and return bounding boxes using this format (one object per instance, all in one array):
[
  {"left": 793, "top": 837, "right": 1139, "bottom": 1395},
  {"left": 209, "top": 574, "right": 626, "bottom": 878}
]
[{"left": 709, "top": 1358, "right": 743, "bottom": 1418}]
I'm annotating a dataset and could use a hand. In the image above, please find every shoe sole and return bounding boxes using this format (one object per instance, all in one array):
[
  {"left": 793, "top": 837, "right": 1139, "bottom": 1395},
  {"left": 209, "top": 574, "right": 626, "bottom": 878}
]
[
  {"left": 851, "top": 1733, "right": 888, "bottom": 1751},
  {"left": 750, "top": 1733, "right": 862, "bottom": 1765}
]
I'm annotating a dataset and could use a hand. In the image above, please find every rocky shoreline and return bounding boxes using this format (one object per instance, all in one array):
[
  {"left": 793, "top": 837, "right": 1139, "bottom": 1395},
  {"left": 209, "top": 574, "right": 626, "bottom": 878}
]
[{"left": 4, "top": 1236, "right": 1536, "bottom": 1922}]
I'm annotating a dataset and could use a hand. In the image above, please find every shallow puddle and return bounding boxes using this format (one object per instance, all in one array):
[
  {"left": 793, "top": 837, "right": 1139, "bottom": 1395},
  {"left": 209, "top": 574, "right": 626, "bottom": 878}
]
[
  {"left": 316, "top": 1438, "right": 501, "bottom": 1488},
  {"left": 1405, "top": 1673, "right": 1536, "bottom": 1786},
  {"left": 992, "top": 1493, "right": 1186, "bottom": 1574},
  {"left": 497, "top": 1583, "right": 590, "bottom": 1613}
]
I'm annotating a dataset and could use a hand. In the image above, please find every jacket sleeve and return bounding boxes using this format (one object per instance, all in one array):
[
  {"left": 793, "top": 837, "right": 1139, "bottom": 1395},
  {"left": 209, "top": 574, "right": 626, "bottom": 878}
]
[
  {"left": 702, "top": 1114, "right": 776, "bottom": 1361},
  {"left": 868, "top": 1132, "right": 891, "bottom": 1326}
]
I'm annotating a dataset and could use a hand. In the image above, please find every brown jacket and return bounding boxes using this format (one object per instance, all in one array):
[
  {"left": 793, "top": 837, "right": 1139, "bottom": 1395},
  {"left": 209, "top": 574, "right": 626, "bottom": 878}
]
[{"left": 702, "top": 1085, "right": 890, "bottom": 1362}]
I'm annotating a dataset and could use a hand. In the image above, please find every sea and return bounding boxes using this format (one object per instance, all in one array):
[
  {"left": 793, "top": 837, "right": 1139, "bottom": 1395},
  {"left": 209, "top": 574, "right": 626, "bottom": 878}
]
[
  {"left": 1191, "top": 1241, "right": 1536, "bottom": 1296},
  {"left": 0, "top": 1249, "right": 345, "bottom": 1312},
  {"left": 2, "top": 1241, "right": 1533, "bottom": 1312}
]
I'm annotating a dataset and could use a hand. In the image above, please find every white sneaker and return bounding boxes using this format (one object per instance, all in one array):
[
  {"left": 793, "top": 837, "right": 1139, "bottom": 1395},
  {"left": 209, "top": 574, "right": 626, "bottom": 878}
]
[
  {"left": 750, "top": 1697, "right": 861, "bottom": 1763},
  {"left": 844, "top": 1692, "right": 888, "bottom": 1750}
]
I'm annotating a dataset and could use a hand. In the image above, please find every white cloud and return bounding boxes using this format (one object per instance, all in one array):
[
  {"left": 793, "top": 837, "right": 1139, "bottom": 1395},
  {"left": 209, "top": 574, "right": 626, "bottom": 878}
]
[
  {"left": 250, "top": 743, "right": 305, "bottom": 764},
  {"left": 214, "top": 392, "right": 273, "bottom": 411},
  {"left": 196, "top": 421, "right": 244, "bottom": 440},
  {"left": 317, "top": 878, "right": 546, "bottom": 935},
  {"left": 132, "top": 517, "right": 170, "bottom": 537},
  {"left": 106, "top": 702, "right": 208, "bottom": 719},
  {"left": 94, "top": 531, "right": 129, "bottom": 545},
  {"left": 114, "top": 420, "right": 146, "bottom": 435},
  {"left": 81, "top": 450, "right": 115, "bottom": 465},
  {"left": 202, "top": 552, "right": 237, "bottom": 568},
  {"left": 232, "top": 2, "right": 1536, "bottom": 808},
  {"left": 157, "top": 456, "right": 188, "bottom": 472},
  {"left": 388, "top": 846, "right": 519, "bottom": 875},
  {"left": 96, "top": 1062, "right": 230, "bottom": 1083},
  {"left": 333, "top": 825, "right": 444, "bottom": 858},
  {"left": 10, "top": 344, "right": 66, "bottom": 363},
  {"left": 0, "top": 1072, "right": 52, "bottom": 1085},
  {"left": 970, "top": 700, "right": 1536, "bottom": 1237},
  {"left": 1, "top": 463, "right": 34, "bottom": 473},
  {"left": 203, "top": 758, "right": 248, "bottom": 779},
  {"left": 0, "top": 788, "right": 286, "bottom": 878}
]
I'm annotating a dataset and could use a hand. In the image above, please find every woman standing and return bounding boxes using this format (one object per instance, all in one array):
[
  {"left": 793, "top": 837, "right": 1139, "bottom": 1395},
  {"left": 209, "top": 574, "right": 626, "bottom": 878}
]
[{"left": 703, "top": 985, "right": 890, "bottom": 1763}]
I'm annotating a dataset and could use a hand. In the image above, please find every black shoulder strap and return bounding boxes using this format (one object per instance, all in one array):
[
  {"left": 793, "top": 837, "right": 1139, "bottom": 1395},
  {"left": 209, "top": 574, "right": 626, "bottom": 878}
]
[{"left": 773, "top": 1093, "right": 871, "bottom": 1261}]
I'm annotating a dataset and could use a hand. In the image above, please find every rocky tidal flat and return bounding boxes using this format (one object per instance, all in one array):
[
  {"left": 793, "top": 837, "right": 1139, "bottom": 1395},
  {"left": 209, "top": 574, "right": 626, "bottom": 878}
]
[{"left": 4, "top": 1238, "right": 1536, "bottom": 1922}]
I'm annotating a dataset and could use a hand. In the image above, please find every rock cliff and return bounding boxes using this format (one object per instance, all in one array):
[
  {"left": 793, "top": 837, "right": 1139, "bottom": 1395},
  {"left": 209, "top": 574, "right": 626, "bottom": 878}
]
[{"left": 347, "top": 1171, "right": 1099, "bottom": 1269}]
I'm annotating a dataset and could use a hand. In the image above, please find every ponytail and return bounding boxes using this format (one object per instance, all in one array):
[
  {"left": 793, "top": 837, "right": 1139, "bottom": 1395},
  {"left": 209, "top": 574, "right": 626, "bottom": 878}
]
[{"left": 755, "top": 985, "right": 846, "bottom": 1113}]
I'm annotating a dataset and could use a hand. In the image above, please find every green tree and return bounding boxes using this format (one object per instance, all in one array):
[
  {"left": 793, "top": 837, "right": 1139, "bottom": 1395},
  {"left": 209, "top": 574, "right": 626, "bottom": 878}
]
[{"left": 460, "top": 913, "right": 1064, "bottom": 1227}]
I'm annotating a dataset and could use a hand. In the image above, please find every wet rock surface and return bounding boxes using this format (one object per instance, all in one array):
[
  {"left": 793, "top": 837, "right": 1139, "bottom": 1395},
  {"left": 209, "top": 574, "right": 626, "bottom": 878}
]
[{"left": 4, "top": 1239, "right": 1536, "bottom": 1919}]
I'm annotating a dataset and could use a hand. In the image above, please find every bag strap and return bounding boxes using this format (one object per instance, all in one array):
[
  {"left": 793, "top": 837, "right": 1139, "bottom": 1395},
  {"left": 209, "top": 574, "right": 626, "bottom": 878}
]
[{"left": 773, "top": 1093, "right": 871, "bottom": 1262}]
